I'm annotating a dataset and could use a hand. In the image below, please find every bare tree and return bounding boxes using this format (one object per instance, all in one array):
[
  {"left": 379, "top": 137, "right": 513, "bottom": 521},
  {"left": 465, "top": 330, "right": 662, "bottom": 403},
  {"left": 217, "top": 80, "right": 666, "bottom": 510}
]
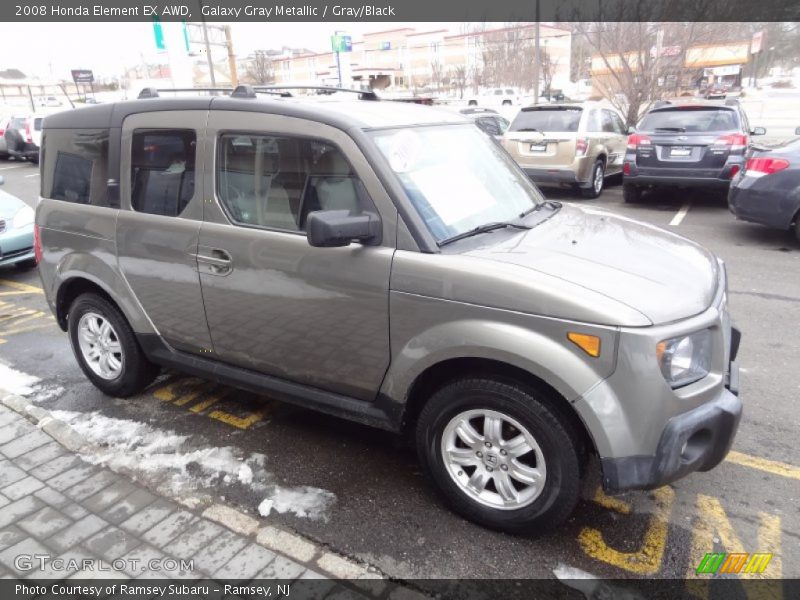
[
  {"left": 449, "top": 64, "right": 468, "bottom": 98},
  {"left": 540, "top": 48, "right": 559, "bottom": 95},
  {"left": 429, "top": 58, "right": 444, "bottom": 92},
  {"left": 243, "top": 51, "right": 274, "bottom": 85},
  {"left": 574, "top": 22, "right": 719, "bottom": 125}
]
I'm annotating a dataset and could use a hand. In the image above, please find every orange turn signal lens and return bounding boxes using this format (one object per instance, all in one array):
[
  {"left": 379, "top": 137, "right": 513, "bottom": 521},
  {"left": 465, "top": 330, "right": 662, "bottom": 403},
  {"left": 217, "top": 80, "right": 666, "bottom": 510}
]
[{"left": 568, "top": 332, "right": 601, "bottom": 357}]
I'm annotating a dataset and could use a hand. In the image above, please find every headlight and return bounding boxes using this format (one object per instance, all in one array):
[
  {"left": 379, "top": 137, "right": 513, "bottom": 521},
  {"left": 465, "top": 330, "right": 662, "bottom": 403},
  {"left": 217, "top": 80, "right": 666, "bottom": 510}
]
[
  {"left": 12, "top": 205, "right": 34, "bottom": 229},
  {"left": 656, "top": 329, "right": 712, "bottom": 388}
]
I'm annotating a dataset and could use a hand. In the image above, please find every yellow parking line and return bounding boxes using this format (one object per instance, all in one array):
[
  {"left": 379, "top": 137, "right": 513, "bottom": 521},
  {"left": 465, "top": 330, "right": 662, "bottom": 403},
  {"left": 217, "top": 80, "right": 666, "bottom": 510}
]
[
  {"left": 209, "top": 404, "right": 271, "bottom": 429},
  {"left": 726, "top": 450, "right": 800, "bottom": 481},
  {"left": 0, "top": 280, "right": 43, "bottom": 294},
  {"left": 578, "top": 486, "right": 675, "bottom": 575}
]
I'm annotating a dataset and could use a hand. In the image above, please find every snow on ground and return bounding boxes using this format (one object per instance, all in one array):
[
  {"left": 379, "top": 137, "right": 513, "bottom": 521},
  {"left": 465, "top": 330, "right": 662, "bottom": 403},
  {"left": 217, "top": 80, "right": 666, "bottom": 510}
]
[
  {"left": 50, "top": 409, "right": 336, "bottom": 521},
  {"left": 258, "top": 485, "right": 336, "bottom": 521},
  {"left": 0, "top": 362, "right": 41, "bottom": 396}
]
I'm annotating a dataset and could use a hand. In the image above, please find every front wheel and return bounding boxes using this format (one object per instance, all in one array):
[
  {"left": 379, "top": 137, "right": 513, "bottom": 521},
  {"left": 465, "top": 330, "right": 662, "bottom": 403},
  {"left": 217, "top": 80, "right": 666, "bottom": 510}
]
[
  {"left": 468, "top": 100, "right": 477, "bottom": 106},
  {"left": 581, "top": 160, "right": 605, "bottom": 199},
  {"left": 416, "top": 377, "right": 582, "bottom": 533},
  {"left": 68, "top": 293, "right": 159, "bottom": 397},
  {"left": 794, "top": 217, "right": 800, "bottom": 244}
]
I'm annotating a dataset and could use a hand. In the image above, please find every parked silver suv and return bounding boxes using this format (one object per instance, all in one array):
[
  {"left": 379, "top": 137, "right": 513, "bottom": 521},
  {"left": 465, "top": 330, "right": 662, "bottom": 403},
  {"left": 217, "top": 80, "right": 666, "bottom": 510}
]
[{"left": 35, "top": 86, "right": 742, "bottom": 533}]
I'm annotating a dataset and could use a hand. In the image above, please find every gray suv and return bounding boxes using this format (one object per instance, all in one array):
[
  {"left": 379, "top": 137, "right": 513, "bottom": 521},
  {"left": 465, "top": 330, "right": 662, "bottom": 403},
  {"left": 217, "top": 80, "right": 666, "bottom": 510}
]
[{"left": 35, "top": 86, "right": 742, "bottom": 533}]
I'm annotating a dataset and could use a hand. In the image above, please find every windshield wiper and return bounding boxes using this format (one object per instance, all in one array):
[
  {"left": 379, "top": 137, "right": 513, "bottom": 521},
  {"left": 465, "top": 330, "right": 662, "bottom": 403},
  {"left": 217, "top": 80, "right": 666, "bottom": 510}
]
[
  {"left": 438, "top": 220, "right": 532, "bottom": 246},
  {"left": 514, "top": 128, "right": 539, "bottom": 132},
  {"left": 520, "top": 200, "right": 562, "bottom": 217},
  {"left": 655, "top": 127, "right": 686, "bottom": 132}
]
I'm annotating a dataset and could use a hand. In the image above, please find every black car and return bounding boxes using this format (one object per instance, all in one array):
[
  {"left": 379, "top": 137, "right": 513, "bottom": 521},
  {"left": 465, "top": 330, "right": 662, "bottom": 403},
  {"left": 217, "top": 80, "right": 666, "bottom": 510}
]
[
  {"left": 458, "top": 107, "right": 509, "bottom": 140},
  {"left": 728, "top": 128, "right": 800, "bottom": 242},
  {"left": 622, "top": 100, "right": 765, "bottom": 203}
]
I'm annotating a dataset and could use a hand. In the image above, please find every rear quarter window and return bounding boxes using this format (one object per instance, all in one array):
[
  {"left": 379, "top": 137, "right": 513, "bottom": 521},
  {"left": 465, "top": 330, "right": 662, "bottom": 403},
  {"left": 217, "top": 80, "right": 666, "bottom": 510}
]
[
  {"left": 639, "top": 108, "right": 739, "bottom": 133},
  {"left": 43, "top": 129, "right": 110, "bottom": 206}
]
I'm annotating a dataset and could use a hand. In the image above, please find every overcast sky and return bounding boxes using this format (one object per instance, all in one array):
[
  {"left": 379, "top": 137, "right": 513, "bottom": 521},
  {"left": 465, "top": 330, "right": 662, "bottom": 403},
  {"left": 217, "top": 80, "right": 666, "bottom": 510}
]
[{"left": 2, "top": 22, "right": 463, "bottom": 79}]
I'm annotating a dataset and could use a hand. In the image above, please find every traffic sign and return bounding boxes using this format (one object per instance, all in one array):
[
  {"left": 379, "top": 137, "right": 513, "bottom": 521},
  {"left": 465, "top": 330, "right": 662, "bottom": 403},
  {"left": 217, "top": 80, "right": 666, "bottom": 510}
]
[
  {"left": 153, "top": 17, "right": 166, "bottom": 51},
  {"left": 331, "top": 34, "right": 352, "bottom": 53}
]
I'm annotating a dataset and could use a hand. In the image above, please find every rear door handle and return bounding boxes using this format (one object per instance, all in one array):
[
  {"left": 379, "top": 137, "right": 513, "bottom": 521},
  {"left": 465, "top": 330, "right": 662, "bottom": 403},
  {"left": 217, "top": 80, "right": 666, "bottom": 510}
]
[{"left": 194, "top": 248, "right": 233, "bottom": 276}]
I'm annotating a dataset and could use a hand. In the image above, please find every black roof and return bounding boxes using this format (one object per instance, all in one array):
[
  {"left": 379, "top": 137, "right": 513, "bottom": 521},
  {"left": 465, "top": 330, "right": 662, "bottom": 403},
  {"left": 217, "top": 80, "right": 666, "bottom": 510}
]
[{"left": 42, "top": 96, "right": 465, "bottom": 131}]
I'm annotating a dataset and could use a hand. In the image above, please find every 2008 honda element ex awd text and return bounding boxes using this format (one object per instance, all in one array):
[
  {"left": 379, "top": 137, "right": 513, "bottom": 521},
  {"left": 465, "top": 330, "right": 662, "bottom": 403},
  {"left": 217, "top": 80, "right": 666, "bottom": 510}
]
[{"left": 35, "top": 86, "right": 742, "bottom": 533}]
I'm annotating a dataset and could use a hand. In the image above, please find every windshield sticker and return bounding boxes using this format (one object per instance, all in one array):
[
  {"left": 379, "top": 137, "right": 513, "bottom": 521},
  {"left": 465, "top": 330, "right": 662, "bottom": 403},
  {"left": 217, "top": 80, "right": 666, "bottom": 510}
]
[
  {"left": 385, "top": 130, "right": 423, "bottom": 173},
  {"left": 408, "top": 164, "right": 495, "bottom": 226}
]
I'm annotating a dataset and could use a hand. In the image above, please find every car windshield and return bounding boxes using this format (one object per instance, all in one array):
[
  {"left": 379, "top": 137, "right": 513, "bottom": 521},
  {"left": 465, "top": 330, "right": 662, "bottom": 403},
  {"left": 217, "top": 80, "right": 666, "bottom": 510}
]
[
  {"left": 509, "top": 108, "right": 582, "bottom": 132},
  {"left": 370, "top": 124, "right": 543, "bottom": 242},
  {"left": 639, "top": 108, "right": 738, "bottom": 132}
]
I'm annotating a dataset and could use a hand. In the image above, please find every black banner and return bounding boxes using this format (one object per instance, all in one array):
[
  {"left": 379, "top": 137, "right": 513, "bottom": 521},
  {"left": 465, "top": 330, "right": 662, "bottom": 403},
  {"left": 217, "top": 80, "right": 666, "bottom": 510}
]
[
  {"left": 3, "top": 0, "right": 800, "bottom": 22},
  {"left": 4, "top": 578, "right": 800, "bottom": 600}
]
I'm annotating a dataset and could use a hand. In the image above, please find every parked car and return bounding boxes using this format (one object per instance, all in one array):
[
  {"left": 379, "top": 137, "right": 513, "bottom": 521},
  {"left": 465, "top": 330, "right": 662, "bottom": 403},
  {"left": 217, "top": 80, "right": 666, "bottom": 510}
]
[
  {"left": 704, "top": 83, "right": 730, "bottom": 99},
  {"left": 457, "top": 107, "right": 509, "bottom": 140},
  {"left": 0, "top": 116, "right": 29, "bottom": 160},
  {"left": 467, "top": 87, "right": 521, "bottom": 107},
  {"left": 4, "top": 114, "right": 42, "bottom": 164},
  {"left": 501, "top": 102, "right": 629, "bottom": 198},
  {"left": 622, "top": 100, "right": 765, "bottom": 203},
  {"left": 0, "top": 176, "right": 36, "bottom": 269},
  {"left": 38, "top": 96, "right": 63, "bottom": 107},
  {"left": 728, "top": 128, "right": 800, "bottom": 241},
  {"left": 36, "top": 86, "right": 742, "bottom": 533}
]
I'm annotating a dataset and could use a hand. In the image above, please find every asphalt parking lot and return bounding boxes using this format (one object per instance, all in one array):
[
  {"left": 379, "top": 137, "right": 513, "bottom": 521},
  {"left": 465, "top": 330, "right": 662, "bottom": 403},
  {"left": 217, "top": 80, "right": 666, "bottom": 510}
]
[{"left": 1, "top": 158, "right": 798, "bottom": 586}]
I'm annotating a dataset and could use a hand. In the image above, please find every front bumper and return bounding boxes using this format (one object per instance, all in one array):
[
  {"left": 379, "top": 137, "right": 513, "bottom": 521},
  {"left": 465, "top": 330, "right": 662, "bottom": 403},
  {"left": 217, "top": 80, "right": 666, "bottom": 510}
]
[
  {"left": 602, "top": 324, "right": 742, "bottom": 494},
  {"left": 602, "top": 378, "right": 742, "bottom": 493},
  {"left": 0, "top": 226, "right": 35, "bottom": 267}
]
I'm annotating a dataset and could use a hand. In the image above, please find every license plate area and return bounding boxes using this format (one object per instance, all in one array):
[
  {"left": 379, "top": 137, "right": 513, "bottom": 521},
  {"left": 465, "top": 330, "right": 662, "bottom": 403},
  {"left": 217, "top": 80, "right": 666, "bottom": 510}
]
[
  {"left": 670, "top": 146, "right": 691, "bottom": 157},
  {"left": 529, "top": 143, "right": 547, "bottom": 152}
]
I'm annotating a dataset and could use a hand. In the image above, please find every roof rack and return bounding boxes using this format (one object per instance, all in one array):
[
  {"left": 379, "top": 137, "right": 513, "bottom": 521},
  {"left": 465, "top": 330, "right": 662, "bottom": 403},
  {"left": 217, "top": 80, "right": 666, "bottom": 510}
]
[
  {"left": 251, "top": 85, "right": 379, "bottom": 101},
  {"left": 137, "top": 85, "right": 378, "bottom": 101}
]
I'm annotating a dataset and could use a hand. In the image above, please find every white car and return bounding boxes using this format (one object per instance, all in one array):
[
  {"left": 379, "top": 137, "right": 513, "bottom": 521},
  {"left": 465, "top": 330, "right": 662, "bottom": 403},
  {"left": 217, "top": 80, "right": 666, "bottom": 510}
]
[{"left": 467, "top": 87, "right": 521, "bottom": 107}]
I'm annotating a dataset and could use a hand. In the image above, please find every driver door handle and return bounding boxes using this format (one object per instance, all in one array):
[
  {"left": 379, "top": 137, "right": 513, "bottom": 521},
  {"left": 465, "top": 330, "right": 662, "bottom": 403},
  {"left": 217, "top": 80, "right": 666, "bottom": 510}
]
[{"left": 194, "top": 248, "right": 233, "bottom": 276}]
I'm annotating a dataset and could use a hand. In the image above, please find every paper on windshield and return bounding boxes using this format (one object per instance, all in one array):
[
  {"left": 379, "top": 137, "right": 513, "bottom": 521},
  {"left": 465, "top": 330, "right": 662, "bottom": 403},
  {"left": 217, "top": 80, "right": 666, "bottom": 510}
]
[{"left": 408, "top": 163, "right": 495, "bottom": 226}]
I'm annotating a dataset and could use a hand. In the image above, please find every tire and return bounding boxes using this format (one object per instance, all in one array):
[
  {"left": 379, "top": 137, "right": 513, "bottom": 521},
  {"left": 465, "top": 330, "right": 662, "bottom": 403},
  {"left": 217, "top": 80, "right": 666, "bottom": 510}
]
[
  {"left": 416, "top": 377, "right": 582, "bottom": 534},
  {"left": 14, "top": 258, "right": 37, "bottom": 271},
  {"left": 794, "top": 217, "right": 800, "bottom": 244},
  {"left": 502, "top": 100, "right": 512, "bottom": 106},
  {"left": 581, "top": 159, "right": 605, "bottom": 199},
  {"left": 623, "top": 183, "right": 642, "bottom": 203},
  {"left": 67, "top": 293, "right": 159, "bottom": 397},
  {"left": 468, "top": 100, "right": 478, "bottom": 106}
]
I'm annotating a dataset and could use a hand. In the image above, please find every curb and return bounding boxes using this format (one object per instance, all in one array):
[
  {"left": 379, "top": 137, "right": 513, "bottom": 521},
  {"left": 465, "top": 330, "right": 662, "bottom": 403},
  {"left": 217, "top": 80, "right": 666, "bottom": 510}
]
[{"left": 0, "top": 387, "right": 416, "bottom": 594}]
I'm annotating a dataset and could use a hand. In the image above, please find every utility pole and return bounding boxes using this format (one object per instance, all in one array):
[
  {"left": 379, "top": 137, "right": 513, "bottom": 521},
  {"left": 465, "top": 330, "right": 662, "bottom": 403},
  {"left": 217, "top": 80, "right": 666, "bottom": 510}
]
[
  {"left": 224, "top": 26, "right": 238, "bottom": 87},
  {"left": 201, "top": 19, "right": 216, "bottom": 86},
  {"left": 533, "top": 0, "right": 540, "bottom": 104}
]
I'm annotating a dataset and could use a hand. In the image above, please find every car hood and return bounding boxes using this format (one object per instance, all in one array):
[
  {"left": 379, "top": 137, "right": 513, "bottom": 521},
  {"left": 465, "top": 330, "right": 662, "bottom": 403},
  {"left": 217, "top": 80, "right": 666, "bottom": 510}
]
[
  {"left": 459, "top": 204, "right": 719, "bottom": 325},
  {"left": 0, "top": 190, "right": 28, "bottom": 219}
]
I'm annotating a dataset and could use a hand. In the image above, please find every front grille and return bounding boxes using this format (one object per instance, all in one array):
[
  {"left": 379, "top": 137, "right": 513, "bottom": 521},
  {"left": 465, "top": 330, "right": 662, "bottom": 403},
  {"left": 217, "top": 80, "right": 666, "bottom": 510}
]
[{"left": 0, "top": 219, "right": 5, "bottom": 233}]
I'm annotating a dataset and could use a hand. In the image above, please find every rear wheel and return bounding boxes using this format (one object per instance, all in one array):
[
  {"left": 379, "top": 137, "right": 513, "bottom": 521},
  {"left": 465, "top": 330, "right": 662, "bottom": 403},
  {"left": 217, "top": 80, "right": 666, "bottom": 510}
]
[
  {"left": 581, "top": 160, "right": 605, "bottom": 199},
  {"left": 623, "top": 183, "right": 642, "bottom": 203},
  {"left": 416, "top": 377, "right": 582, "bottom": 533},
  {"left": 794, "top": 217, "right": 800, "bottom": 244},
  {"left": 468, "top": 100, "right": 477, "bottom": 106},
  {"left": 502, "top": 100, "right": 512, "bottom": 106},
  {"left": 68, "top": 293, "right": 159, "bottom": 397}
]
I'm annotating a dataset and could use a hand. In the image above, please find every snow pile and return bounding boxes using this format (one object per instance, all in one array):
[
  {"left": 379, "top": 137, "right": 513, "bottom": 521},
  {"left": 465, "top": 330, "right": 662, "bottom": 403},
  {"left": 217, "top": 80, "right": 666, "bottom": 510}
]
[
  {"left": 51, "top": 410, "right": 336, "bottom": 520},
  {"left": 0, "top": 363, "right": 40, "bottom": 395},
  {"left": 258, "top": 485, "right": 336, "bottom": 521}
]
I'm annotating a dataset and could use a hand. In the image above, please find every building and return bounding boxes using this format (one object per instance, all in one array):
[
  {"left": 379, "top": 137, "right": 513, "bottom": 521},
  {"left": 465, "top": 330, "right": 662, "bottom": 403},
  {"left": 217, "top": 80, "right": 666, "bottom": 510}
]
[{"left": 264, "top": 24, "right": 572, "bottom": 94}]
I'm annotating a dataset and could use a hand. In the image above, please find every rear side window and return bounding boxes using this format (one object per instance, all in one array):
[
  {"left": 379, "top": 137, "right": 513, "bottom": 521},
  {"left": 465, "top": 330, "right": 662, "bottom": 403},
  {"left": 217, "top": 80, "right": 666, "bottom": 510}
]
[
  {"left": 44, "top": 128, "right": 110, "bottom": 205},
  {"left": 639, "top": 108, "right": 739, "bottom": 133},
  {"left": 131, "top": 129, "right": 196, "bottom": 217},
  {"left": 510, "top": 108, "right": 582, "bottom": 133},
  {"left": 475, "top": 117, "right": 501, "bottom": 137}
]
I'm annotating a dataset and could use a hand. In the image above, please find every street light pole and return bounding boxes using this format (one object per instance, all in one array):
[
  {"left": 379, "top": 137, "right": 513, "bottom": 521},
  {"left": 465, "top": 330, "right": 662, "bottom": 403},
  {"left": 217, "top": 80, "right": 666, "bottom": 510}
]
[{"left": 533, "top": 0, "right": 540, "bottom": 104}]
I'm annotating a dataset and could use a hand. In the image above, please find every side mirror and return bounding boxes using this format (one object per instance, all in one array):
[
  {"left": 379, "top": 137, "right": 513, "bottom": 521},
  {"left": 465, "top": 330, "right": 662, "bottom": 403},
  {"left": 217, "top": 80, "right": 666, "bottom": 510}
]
[
  {"left": 306, "top": 210, "right": 381, "bottom": 248},
  {"left": 627, "top": 125, "right": 636, "bottom": 134},
  {"left": 752, "top": 127, "right": 766, "bottom": 136}
]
